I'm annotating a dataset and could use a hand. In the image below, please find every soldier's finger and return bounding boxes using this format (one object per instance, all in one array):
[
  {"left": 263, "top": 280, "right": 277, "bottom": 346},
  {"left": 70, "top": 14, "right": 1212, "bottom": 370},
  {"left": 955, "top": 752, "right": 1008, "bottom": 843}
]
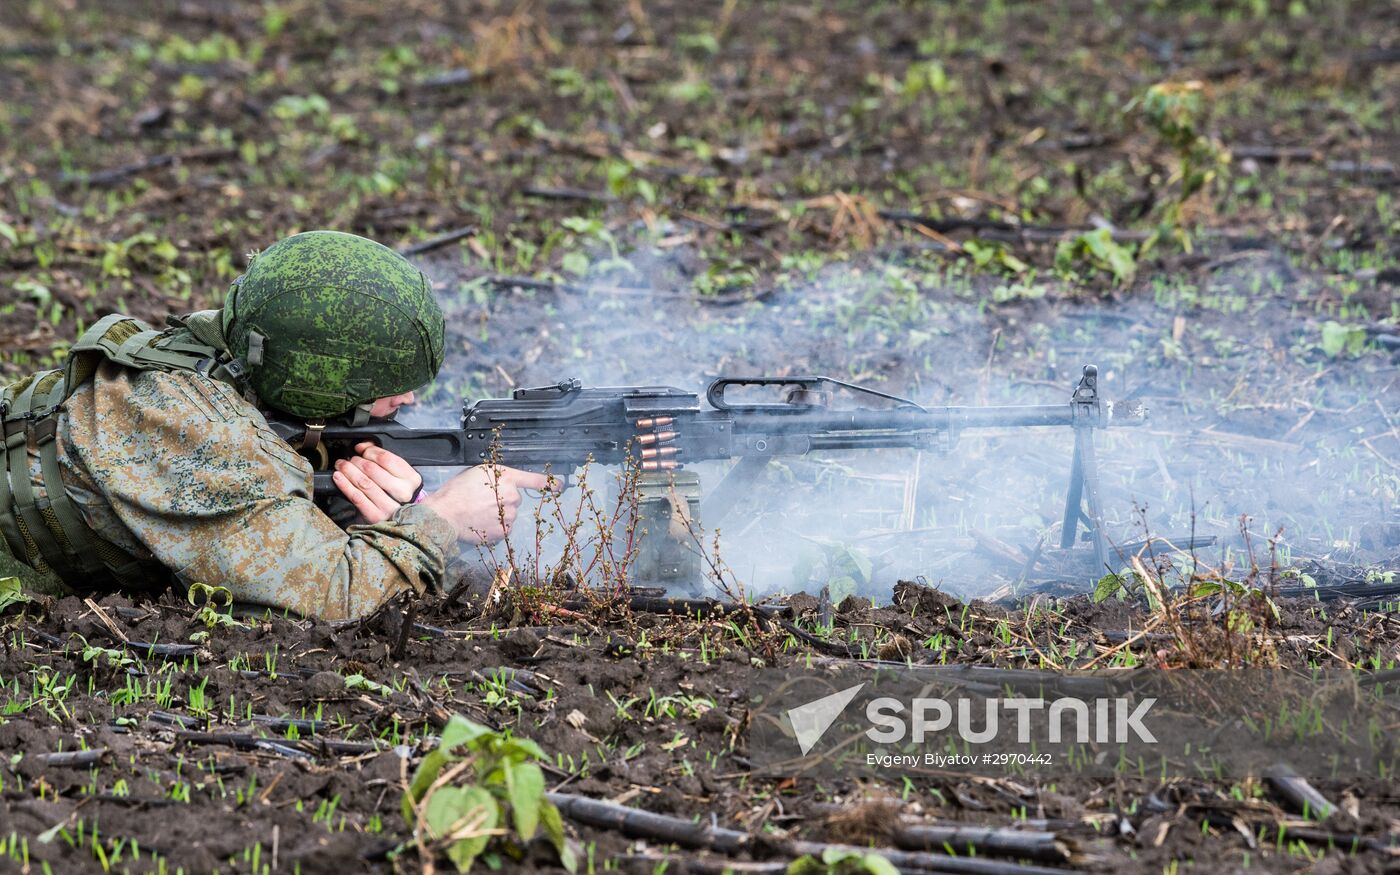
[
  {"left": 338, "top": 460, "right": 399, "bottom": 517},
  {"left": 500, "top": 468, "right": 555, "bottom": 492},
  {"left": 348, "top": 456, "right": 417, "bottom": 504},
  {"left": 355, "top": 443, "right": 423, "bottom": 486},
  {"left": 332, "top": 469, "right": 389, "bottom": 523}
]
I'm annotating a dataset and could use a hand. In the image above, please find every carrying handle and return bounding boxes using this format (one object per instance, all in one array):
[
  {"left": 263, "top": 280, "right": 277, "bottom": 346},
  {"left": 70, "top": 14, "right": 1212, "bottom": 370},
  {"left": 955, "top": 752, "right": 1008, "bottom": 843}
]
[{"left": 706, "top": 376, "right": 926, "bottom": 413}]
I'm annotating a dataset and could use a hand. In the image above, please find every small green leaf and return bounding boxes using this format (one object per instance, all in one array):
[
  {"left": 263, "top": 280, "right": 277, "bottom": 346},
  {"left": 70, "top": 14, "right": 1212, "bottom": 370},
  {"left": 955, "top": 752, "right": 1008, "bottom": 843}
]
[
  {"left": 497, "top": 736, "right": 546, "bottom": 764},
  {"left": 405, "top": 749, "right": 449, "bottom": 821},
  {"left": 1226, "top": 609, "right": 1255, "bottom": 634},
  {"left": 787, "top": 856, "right": 823, "bottom": 875},
  {"left": 1320, "top": 321, "right": 1348, "bottom": 357},
  {"left": 859, "top": 853, "right": 899, "bottom": 875},
  {"left": 560, "top": 216, "right": 602, "bottom": 236},
  {"left": 439, "top": 714, "right": 494, "bottom": 755},
  {"left": 560, "top": 251, "right": 590, "bottom": 277},
  {"left": 0, "top": 577, "right": 32, "bottom": 611},
  {"left": 1319, "top": 321, "right": 1367, "bottom": 358},
  {"left": 425, "top": 785, "right": 498, "bottom": 873},
  {"left": 0, "top": 222, "right": 18, "bottom": 247},
  {"left": 539, "top": 800, "right": 576, "bottom": 872},
  {"left": 1092, "top": 573, "right": 1123, "bottom": 604},
  {"left": 1188, "top": 581, "right": 1222, "bottom": 598},
  {"left": 1055, "top": 229, "right": 1137, "bottom": 285},
  {"left": 343, "top": 673, "right": 393, "bottom": 695},
  {"left": 186, "top": 581, "right": 237, "bottom": 628},
  {"left": 504, "top": 761, "right": 544, "bottom": 840},
  {"left": 827, "top": 576, "right": 858, "bottom": 606},
  {"left": 789, "top": 848, "right": 898, "bottom": 875}
]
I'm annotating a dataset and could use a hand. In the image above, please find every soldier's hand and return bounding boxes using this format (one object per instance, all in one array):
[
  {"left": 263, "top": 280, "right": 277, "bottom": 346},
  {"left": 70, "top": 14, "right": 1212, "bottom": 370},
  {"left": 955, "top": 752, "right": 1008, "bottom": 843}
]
[
  {"left": 420, "top": 465, "right": 555, "bottom": 544},
  {"left": 331, "top": 442, "right": 425, "bottom": 524}
]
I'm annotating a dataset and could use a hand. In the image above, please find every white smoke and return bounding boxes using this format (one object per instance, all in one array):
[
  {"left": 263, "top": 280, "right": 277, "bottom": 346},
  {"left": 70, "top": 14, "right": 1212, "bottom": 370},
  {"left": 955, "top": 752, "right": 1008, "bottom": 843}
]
[{"left": 404, "top": 243, "right": 1398, "bottom": 599}]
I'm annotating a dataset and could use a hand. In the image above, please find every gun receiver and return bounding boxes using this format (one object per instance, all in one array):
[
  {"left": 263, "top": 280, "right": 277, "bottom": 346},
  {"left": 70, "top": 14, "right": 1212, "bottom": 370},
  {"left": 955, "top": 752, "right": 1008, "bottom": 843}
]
[{"left": 267, "top": 364, "right": 1143, "bottom": 573}]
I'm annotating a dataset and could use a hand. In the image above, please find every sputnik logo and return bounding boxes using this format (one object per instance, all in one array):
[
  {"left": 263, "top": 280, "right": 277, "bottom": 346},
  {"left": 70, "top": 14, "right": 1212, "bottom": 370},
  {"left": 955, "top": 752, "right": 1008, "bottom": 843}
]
[{"left": 786, "top": 683, "right": 866, "bottom": 755}]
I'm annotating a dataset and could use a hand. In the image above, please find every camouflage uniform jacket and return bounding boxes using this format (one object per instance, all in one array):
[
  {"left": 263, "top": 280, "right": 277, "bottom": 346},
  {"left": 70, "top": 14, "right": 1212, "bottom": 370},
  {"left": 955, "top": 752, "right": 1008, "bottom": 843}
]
[{"left": 31, "top": 360, "right": 457, "bottom": 620}]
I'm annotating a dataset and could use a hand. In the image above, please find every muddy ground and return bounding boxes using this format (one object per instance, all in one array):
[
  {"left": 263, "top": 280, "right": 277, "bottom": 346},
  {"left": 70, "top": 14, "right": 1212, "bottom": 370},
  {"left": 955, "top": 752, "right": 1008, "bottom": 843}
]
[{"left": 2, "top": 0, "right": 1400, "bottom": 873}]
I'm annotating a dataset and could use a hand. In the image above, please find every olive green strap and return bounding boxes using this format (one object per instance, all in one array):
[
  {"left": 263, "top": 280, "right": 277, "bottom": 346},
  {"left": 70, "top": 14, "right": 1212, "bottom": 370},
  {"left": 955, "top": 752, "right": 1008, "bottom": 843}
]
[
  {"left": 6, "top": 371, "right": 81, "bottom": 578},
  {"left": 115, "top": 330, "right": 218, "bottom": 373},
  {"left": 33, "top": 415, "right": 107, "bottom": 579},
  {"left": 6, "top": 420, "right": 73, "bottom": 580},
  {"left": 0, "top": 424, "right": 25, "bottom": 566}
]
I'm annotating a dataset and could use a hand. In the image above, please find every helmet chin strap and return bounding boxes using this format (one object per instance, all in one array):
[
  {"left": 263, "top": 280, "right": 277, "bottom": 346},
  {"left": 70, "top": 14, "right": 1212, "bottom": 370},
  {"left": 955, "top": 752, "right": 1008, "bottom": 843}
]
[{"left": 348, "top": 403, "right": 375, "bottom": 426}]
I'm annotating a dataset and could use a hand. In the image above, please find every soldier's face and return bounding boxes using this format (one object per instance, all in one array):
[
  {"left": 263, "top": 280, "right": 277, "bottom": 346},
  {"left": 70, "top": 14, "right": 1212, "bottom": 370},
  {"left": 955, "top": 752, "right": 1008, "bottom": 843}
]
[{"left": 368, "top": 391, "right": 416, "bottom": 418}]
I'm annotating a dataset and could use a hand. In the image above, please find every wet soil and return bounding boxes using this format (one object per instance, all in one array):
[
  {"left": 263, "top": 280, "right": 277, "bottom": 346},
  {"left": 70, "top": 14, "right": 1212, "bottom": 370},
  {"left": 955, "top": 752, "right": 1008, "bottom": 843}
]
[{"left": 4, "top": 582, "right": 1400, "bottom": 874}]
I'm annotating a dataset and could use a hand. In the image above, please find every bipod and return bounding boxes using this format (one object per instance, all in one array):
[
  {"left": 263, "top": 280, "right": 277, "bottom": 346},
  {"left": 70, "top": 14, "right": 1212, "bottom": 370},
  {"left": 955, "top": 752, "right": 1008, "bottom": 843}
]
[{"left": 1058, "top": 365, "right": 1110, "bottom": 574}]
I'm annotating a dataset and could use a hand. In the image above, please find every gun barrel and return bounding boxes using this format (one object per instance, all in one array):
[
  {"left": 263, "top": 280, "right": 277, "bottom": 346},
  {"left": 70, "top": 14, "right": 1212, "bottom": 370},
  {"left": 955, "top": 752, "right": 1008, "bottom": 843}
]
[
  {"left": 730, "top": 403, "right": 1076, "bottom": 434},
  {"left": 945, "top": 404, "right": 1076, "bottom": 429}
]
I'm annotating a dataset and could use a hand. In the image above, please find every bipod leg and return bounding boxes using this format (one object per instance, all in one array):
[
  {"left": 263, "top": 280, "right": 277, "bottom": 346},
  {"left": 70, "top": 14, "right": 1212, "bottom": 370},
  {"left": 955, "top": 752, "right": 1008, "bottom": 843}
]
[
  {"left": 1059, "top": 435, "right": 1085, "bottom": 549},
  {"left": 1060, "top": 428, "right": 1109, "bottom": 572},
  {"left": 1076, "top": 428, "right": 1109, "bottom": 573}
]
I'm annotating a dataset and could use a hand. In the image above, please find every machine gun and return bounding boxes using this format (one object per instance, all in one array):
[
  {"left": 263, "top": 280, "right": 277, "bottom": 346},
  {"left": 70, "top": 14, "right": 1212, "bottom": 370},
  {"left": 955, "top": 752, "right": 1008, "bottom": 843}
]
[{"left": 267, "top": 364, "right": 1144, "bottom": 580}]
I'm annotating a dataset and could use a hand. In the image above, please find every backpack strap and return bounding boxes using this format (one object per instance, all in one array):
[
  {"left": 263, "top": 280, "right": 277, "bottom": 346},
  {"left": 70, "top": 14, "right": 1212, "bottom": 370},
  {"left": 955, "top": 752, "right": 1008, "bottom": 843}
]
[
  {"left": 0, "top": 419, "right": 27, "bottom": 573},
  {"left": 5, "top": 416, "right": 70, "bottom": 580},
  {"left": 0, "top": 313, "right": 224, "bottom": 587}
]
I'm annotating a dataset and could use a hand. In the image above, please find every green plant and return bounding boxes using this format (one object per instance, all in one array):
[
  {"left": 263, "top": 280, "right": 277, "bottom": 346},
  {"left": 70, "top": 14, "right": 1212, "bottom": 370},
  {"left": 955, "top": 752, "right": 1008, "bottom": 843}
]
[
  {"left": 0, "top": 577, "right": 31, "bottom": 612},
  {"left": 963, "top": 239, "right": 1027, "bottom": 275},
  {"left": 401, "top": 715, "right": 574, "bottom": 872},
  {"left": 1054, "top": 229, "right": 1137, "bottom": 286},
  {"left": 788, "top": 847, "right": 897, "bottom": 875},
  {"left": 1187, "top": 577, "right": 1281, "bottom": 634},
  {"left": 1092, "top": 571, "right": 1130, "bottom": 604},
  {"left": 557, "top": 216, "right": 634, "bottom": 278},
  {"left": 187, "top": 583, "right": 243, "bottom": 629},
  {"left": 345, "top": 673, "right": 394, "bottom": 696},
  {"left": 1128, "top": 81, "right": 1230, "bottom": 250},
  {"left": 900, "top": 60, "right": 954, "bottom": 97},
  {"left": 100, "top": 233, "right": 190, "bottom": 291},
  {"left": 1318, "top": 321, "right": 1368, "bottom": 358},
  {"left": 81, "top": 642, "right": 136, "bottom": 670},
  {"left": 793, "top": 540, "right": 873, "bottom": 604}
]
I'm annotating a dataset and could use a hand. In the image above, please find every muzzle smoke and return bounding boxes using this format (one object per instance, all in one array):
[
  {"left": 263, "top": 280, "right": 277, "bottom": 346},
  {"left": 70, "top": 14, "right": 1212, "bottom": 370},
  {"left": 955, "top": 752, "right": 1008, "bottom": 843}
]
[{"left": 407, "top": 245, "right": 1398, "bottom": 599}]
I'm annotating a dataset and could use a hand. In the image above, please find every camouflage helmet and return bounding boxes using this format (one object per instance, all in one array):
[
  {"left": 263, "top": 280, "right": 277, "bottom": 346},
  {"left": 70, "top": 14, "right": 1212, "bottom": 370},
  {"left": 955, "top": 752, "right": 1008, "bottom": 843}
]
[{"left": 222, "top": 230, "right": 445, "bottom": 419}]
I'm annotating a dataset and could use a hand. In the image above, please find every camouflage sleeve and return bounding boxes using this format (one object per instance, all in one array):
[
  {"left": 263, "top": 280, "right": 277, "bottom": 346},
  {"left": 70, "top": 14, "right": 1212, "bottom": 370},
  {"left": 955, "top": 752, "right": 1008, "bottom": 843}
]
[{"left": 59, "top": 364, "right": 458, "bottom": 620}]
